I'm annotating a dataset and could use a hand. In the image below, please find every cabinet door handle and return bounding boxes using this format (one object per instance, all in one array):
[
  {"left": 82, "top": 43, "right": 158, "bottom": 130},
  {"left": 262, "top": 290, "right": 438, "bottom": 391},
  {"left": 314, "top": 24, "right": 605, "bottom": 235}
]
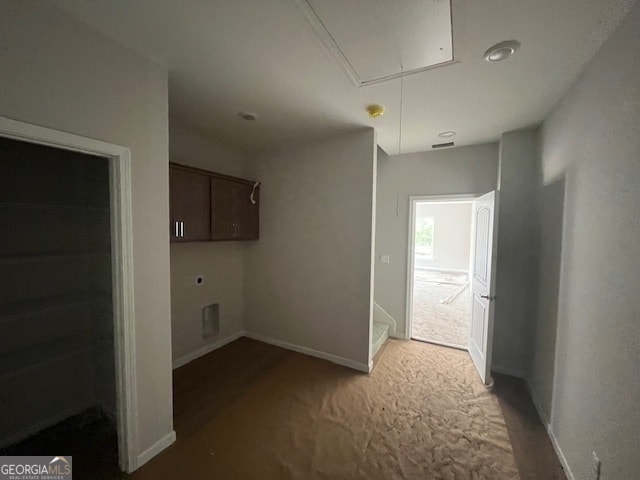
[
  {"left": 180, "top": 221, "right": 184, "bottom": 237},
  {"left": 174, "top": 221, "right": 179, "bottom": 238}
]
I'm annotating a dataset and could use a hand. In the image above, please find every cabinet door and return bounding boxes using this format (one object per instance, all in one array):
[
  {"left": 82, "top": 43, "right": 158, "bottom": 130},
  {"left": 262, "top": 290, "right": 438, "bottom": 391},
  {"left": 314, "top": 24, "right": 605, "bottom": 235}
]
[
  {"left": 211, "top": 178, "right": 259, "bottom": 240},
  {"left": 169, "top": 167, "right": 211, "bottom": 242},
  {"left": 211, "top": 177, "right": 237, "bottom": 240},
  {"left": 238, "top": 183, "right": 259, "bottom": 240}
]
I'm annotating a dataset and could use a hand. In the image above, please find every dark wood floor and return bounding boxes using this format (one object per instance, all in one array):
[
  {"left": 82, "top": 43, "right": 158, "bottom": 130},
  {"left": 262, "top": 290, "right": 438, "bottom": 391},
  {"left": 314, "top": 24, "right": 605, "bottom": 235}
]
[
  {"left": 172, "top": 337, "right": 290, "bottom": 437},
  {"left": 1, "top": 338, "right": 566, "bottom": 479}
]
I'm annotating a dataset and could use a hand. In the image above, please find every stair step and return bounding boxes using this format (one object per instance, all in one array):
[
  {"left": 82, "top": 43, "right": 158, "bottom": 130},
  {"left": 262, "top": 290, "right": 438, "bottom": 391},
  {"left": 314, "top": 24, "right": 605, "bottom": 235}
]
[{"left": 372, "top": 321, "right": 389, "bottom": 357}]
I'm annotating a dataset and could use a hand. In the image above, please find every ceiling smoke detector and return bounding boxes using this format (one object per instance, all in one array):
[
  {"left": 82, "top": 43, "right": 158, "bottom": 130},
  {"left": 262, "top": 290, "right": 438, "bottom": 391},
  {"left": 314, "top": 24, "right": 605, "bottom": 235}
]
[
  {"left": 366, "top": 104, "right": 385, "bottom": 119},
  {"left": 483, "top": 40, "right": 521, "bottom": 62}
]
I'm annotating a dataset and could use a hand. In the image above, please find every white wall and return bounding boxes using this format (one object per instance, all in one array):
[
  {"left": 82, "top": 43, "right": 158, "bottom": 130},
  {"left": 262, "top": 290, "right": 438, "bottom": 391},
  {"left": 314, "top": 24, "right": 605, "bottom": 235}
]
[
  {"left": 244, "top": 129, "right": 377, "bottom": 370},
  {"left": 374, "top": 143, "right": 499, "bottom": 337},
  {"left": 0, "top": 1, "right": 173, "bottom": 465},
  {"left": 529, "top": 3, "right": 640, "bottom": 479},
  {"left": 493, "top": 128, "right": 539, "bottom": 377},
  {"left": 169, "top": 121, "right": 248, "bottom": 366},
  {"left": 415, "top": 202, "right": 472, "bottom": 271}
]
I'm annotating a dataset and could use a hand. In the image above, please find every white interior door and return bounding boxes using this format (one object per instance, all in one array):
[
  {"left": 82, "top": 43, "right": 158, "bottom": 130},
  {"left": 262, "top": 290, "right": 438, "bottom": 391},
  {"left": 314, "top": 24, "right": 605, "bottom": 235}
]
[{"left": 469, "top": 191, "right": 498, "bottom": 384}]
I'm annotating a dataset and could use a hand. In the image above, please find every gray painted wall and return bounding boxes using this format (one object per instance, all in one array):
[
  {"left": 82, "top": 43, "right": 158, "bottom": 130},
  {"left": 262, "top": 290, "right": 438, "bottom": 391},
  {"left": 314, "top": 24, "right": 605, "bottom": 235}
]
[
  {"left": 529, "top": 3, "right": 640, "bottom": 478},
  {"left": 0, "top": 1, "right": 173, "bottom": 458},
  {"left": 374, "top": 143, "right": 499, "bottom": 337},
  {"left": 169, "top": 122, "right": 247, "bottom": 365},
  {"left": 493, "top": 129, "right": 539, "bottom": 377},
  {"left": 244, "top": 130, "right": 377, "bottom": 369},
  {"left": 528, "top": 172, "right": 564, "bottom": 423}
]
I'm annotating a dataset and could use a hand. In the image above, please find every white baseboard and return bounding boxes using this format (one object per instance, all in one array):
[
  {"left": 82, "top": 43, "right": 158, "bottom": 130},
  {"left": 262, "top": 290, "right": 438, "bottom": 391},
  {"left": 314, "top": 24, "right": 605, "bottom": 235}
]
[
  {"left": 243, "top": 331, "right": 370, "bottom": 373},
  {"left": 545, "top": 425, "right": 574, "bottom": 480},
  {"left": 526, "top": 381, "right": 575, "bottom": 480},
  {"left": 135, "top": 430, "right": 176, "bottom": 470},
  {"left": 491, "top": 363, "right": 525, "bottom": 378},
  {"left": 172, "top": 331, "right": 244, "bottom": 369}
]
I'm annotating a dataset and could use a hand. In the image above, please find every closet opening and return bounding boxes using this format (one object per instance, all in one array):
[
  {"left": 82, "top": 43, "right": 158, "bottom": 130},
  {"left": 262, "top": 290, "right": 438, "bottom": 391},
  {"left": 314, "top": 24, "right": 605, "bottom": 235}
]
[{"left": 0, "top": 124, "right": 135, "bottom": 475}]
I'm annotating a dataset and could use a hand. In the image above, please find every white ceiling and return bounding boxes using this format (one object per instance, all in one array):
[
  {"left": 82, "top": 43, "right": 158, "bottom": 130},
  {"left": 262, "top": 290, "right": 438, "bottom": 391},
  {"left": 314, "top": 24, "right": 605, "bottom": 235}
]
[
  {"left": 53, "top": 0, "right": 635, "bottom": 155},
  {"left": 302, "top": 0, "right": 453, "bottom": 85}
]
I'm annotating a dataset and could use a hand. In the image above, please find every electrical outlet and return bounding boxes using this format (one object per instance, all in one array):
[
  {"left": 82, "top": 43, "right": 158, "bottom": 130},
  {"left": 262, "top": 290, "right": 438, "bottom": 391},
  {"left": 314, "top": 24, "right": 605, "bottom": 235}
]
[{"left": 591, "top": 451, "right": 601, "bottom": 480}]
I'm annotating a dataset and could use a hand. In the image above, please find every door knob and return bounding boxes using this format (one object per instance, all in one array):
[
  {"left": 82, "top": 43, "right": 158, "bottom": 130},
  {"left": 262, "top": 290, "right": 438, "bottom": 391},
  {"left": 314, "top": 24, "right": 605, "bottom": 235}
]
[{"left": 480, "top": 294, "right": 495, "bottom": 300}]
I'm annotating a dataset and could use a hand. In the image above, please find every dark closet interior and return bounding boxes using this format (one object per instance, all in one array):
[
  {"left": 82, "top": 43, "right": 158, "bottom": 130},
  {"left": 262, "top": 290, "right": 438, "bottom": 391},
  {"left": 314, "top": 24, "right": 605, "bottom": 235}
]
[{"left": 0, "top": 136, "right": 119, "bottom": 472}]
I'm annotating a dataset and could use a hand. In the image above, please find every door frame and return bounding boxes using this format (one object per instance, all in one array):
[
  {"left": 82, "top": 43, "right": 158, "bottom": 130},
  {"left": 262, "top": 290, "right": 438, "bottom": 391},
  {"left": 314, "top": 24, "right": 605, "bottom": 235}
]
[
  {"left": 0, "top": 116, "right": 139, "bottom": 472},
  {"left": 405, "top": 194, "right": 478, "bottom": 342}
]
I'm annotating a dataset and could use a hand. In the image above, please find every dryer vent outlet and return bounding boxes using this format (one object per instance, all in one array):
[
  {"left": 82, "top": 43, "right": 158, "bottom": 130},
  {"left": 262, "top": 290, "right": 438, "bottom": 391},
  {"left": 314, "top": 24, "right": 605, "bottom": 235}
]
[{"left": 202, "top": 303, "right": 220, "bottom": 338}]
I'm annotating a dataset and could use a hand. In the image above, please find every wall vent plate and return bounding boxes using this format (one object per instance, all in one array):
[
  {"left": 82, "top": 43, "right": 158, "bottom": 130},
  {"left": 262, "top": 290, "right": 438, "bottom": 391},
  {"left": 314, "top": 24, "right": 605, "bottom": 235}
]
[{"left": 202, "top": 303, "right": 220, "bottom": 338}]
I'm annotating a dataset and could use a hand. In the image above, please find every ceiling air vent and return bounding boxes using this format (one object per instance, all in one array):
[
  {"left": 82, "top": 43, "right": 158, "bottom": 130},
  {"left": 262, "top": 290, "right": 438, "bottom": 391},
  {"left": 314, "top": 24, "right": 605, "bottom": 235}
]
[{"left": 432, "top": 141, "right": 455, "bottom": 149}]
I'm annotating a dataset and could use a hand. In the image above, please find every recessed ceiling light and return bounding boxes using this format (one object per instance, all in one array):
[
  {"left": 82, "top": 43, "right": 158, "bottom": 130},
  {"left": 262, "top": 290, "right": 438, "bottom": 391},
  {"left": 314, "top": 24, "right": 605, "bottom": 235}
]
[
  {"left": 438, "top": 131, "right": 456, "bottom": 138},
  {"left": 238, "top": 112, "right": 257, "bottom": 121},
  {"left": 483, "top": 40, "right": 521, "bottom": 62}
]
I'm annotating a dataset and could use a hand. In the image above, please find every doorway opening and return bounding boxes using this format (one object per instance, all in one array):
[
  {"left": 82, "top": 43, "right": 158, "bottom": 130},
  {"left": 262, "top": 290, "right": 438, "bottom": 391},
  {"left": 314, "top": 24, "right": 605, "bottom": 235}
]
[
  {"left": 0, "top": 136, "right": 120, "bottom": 474},
  {"left": 405, "top": 191, "right": 499, "bottom": 385},
  {"left": 408, "top": 198, "right": 475, "bottom": 350},
  {"left": 0, "top": 117, "right": 138, "bottom": 473}
]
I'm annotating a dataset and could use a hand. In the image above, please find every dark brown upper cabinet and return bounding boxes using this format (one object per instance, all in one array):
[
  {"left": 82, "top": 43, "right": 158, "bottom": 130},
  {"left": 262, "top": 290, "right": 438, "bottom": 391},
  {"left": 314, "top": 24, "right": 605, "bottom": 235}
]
[
  {"left": 169, "top": 165, "right": 211, "bottom": 242},
  {"left": 169, "top": 163, "right": 259, "bottom": 243},
  {"left": 211, "top": 177, "right": 259, "bottom": 241}
]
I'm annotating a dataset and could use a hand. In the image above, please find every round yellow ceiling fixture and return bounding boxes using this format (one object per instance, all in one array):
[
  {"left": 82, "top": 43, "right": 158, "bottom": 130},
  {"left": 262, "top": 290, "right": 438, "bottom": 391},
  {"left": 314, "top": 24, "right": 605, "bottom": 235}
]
[{"left": 366, "top": 104, "right": 385, "bottom": 119}]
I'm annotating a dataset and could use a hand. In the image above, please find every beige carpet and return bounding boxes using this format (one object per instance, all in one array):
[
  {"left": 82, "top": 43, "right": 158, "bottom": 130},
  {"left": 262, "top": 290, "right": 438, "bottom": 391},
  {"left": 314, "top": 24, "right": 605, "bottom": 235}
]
[{"left": 133, "top": 339, "right": 520, "bottom": 480}]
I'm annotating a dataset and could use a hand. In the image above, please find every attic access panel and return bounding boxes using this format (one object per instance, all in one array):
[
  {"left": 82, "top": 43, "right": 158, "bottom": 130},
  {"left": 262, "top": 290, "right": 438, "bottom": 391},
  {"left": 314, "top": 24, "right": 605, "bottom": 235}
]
[{"left": 297, "top": 0, "right": 453, "bottom": 86}]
